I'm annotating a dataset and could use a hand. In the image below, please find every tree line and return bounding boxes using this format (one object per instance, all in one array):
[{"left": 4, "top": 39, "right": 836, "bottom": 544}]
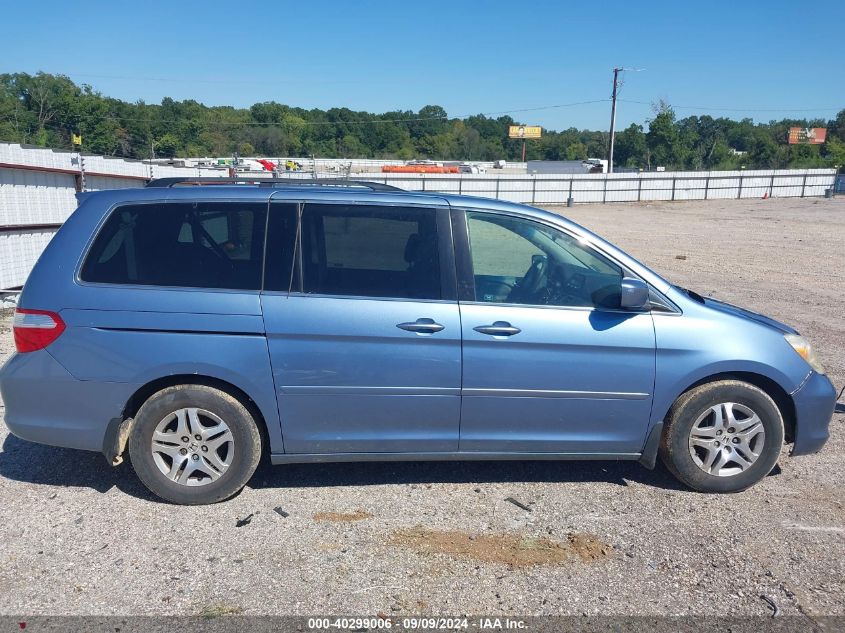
[{"left": 2, "top": 72, "right": 843, "bottom": 170}]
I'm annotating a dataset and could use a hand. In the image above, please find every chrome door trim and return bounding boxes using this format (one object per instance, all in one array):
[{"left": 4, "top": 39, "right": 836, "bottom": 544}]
[
  {"left": 280, "top": 386, "right": 460, "bottom": 396},
  {"left": 462, "top": 388, "right": 650, "bottom": 399}
]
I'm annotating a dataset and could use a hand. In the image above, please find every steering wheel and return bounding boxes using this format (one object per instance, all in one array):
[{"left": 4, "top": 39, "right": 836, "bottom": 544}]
[{"left": 509, "top": 254, "right": 548, "bottom": 302}]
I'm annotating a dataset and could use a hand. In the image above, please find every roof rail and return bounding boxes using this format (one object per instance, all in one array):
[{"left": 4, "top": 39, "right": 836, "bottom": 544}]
[{"left": 145, "top": 177, "right": 403, "bottom": 192}]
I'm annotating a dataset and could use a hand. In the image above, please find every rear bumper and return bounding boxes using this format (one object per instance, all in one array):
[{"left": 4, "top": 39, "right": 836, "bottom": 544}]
[
  {"left": 0, "top": 350, "right": 135, "bottom": 453},
  {"left": 790, "top": 371, "right": 836, "bottom": 456}
]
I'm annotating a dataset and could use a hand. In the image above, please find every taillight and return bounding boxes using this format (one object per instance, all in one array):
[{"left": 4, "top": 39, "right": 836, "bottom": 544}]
[{"left": 13, "top": 309, "right": 66, "bottom": 353}]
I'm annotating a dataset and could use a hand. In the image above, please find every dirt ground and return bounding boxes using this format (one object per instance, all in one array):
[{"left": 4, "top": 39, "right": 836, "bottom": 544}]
[{"left": 0, "top": 196, "right": 842, "bottom": 619}]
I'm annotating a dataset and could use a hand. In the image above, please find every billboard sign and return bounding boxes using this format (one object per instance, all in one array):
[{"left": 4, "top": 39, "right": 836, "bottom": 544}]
[
  {"left": 788, "top": 127, "right": 827, "bottom": 144},
  {"left": 509, "top": 125, "right": 542, "bottom": 139}
]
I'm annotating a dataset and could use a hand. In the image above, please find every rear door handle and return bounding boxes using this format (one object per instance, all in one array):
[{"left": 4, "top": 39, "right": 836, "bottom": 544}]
[
  {"left": 473, "top": 321, "right": 522, "bottom": 337},
  {"left": 397, "top": 318, "right": 445, "bottom": 334}
]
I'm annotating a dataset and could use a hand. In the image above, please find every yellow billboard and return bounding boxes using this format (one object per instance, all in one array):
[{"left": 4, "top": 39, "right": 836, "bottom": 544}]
[{"left": 508, "top": 125, "right": 542, "bottom": 139}]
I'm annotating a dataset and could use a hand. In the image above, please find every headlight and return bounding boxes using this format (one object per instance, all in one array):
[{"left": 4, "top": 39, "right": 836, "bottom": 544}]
[{"left": 785, "top": 334, "right": 826, "bottom": 374}]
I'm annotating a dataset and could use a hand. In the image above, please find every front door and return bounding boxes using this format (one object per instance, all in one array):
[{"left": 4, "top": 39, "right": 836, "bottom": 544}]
[
  {"left": 261, "top": 198, "right": 461, "bottom": 454},
  {"left": 456, "top": 209, "right": 656, "bottom": 454}
]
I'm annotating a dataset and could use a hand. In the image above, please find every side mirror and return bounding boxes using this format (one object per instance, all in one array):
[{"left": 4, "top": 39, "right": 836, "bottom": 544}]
[{"left": 620, "top": 277, "right": 649, "bottom": 310}]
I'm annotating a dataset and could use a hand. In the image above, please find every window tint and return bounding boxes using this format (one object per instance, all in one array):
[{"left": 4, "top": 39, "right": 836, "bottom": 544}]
[
  {"left": 466, "top": 212, "right": 623, "bottom": 309},
  {"left": 81, "top": 202, "right": 266, "bottom": 290},
  {"left": 299, "top": 204, "right": 441, "bottom": 300}
]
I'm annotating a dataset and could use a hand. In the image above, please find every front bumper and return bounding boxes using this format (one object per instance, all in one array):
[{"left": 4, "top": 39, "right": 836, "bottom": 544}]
[
  {"left": 0, "top": 350, "right": 135, "bottom": 453},
  {"left": 790, "top": 371, "right": 836, "bottom": 456}
]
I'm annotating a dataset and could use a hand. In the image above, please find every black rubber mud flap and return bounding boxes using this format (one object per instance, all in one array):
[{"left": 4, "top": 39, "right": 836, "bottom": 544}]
[
  {"left": 102, "top": 417, "right": 133, "bottom": 466},
  {"left": 638, "top": 422, "right": 664, "bottom": 470}
]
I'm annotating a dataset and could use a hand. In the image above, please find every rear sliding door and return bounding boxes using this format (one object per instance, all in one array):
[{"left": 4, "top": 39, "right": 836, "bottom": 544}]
[{"left": 261, "top": 198, "right": 461, "bottom": 454}]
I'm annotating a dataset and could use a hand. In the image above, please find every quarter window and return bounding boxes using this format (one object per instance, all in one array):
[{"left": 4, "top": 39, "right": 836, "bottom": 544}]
[
  {"left": 80, "top": 202, "right": 266, "bottom": 290},
  {"left": 466, "top": 212, "right": 624, "bottom": 309}
]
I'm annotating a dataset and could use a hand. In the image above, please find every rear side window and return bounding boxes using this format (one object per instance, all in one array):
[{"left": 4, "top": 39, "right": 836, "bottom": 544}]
[
  {"left": 80, "top": 202, "right": 267, "bottom": 290},
  {"left": 299, "top": 204, "right": 441, "bottom": 300}
]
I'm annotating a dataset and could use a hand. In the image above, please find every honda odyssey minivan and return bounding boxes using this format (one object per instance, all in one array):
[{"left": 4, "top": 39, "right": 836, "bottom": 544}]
[{"left": 0, "top": 178, "right": 836, "bottom": 504}]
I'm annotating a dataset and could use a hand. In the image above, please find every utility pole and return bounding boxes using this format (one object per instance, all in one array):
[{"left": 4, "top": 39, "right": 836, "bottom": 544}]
[
  {"left": 608, "top": 67, "right": 622, "bottom": 174},
  {"left": 149, "top": 139, "right": 160, "bottom": 179}
]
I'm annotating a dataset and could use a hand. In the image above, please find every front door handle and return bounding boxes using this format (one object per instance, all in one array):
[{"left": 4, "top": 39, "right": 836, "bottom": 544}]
[
  {"left": 473, "top": 321, "right": 522, "bottom": 337},
  {"left": 397, "top": 318, "right": 445, "bottom": 334}
]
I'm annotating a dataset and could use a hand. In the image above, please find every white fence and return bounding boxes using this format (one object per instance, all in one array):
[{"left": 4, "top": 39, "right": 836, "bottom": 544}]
[
  {"left": 0, "top": 141, "right": 839, "bottom": 290},
  {"left": 349, "top": 169, "right": 837, "bottom": 204}
]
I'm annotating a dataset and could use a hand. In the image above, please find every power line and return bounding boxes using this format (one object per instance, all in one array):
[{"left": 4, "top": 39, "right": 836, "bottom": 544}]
[
  {"left": 12, "top": 72, "right": 839, "bottom": 121},
  {"left": 18, "top": 99, "right": 612, "bottom": 128},
  {"left": 58, "top": 73, "right": 837, "bottom": 115},
  {"left": 44, "top": 73, "right": 845, "bottom": 113},
  {"left": 1, "top": 99, "right": 611, "bottom": 156},
  {"left": 618, "top": 99, "right": 839, "bottom": 113},
  {"left": 4, "top": 95, "right": 840, "bottom": 158}
]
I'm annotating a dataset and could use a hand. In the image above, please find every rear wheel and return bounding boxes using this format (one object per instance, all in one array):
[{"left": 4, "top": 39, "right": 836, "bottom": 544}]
[
  {"left": 128, "top": 385, "right": 262, "bottom": 504},
  {"left": 659, "top": 380, "right": 784, "bottom": 493}
]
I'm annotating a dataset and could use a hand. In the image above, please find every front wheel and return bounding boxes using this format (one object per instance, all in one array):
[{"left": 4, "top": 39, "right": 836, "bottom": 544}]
[
  {"left": 659, "top": 380, "right": 784, "bottom": 493},
  {"left": 128, "top": 385, "right": 262, "bottom": 504}
]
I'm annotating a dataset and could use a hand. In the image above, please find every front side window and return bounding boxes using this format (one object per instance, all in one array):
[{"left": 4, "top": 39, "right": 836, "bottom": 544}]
[
  {"left": 466, "top": 211, "right": 623, "bottom": 309},
  {"left": 299, "top": 204, "right": 441, "bottom": 300},
  {"left": 81, "top": 202, "right": 266, "bottom": 290}
]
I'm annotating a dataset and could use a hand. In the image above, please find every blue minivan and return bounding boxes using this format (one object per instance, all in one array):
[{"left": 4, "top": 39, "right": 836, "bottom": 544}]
[{"left": 0, "top": 179, "right": 836, "bottom": 504}]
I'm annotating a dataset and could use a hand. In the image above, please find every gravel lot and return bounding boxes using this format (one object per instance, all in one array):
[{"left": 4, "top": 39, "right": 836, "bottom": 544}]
[{"left": 0, "top": 196, "right": 843, "bottom": 619}]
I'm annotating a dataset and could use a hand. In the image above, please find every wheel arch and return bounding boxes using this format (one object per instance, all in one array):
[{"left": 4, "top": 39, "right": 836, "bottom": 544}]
[
  {"left": 659, "top": 371, "right": 796, "bottom": 444},
  {"left": 121, "top": 374, "right": 271, "bottom": 458}
]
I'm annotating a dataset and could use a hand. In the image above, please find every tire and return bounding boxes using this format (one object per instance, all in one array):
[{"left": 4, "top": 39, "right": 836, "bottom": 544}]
[
  {"left": 659, "top": 380, "right": 784, "bottom": 493},
  {"left": 128, "top": 385, "right": 262, "bottom": 505}
]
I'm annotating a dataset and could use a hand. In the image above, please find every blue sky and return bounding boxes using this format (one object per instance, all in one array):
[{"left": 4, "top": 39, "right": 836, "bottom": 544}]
[{"left": 2, "top": 0, "right": 842, "bottom": 131}]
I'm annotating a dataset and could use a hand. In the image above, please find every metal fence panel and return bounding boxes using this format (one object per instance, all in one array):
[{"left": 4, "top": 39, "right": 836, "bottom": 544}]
[
  {"left": 85, "top": 175, "right": 145, "bottom": 191},
  {"left": 358, "top": 169, "right": 836, "bottom": 204},
  {"left": 0, "top": 228, "right": 58, "bottom": 290},
  {"left": 0, "top": 168, "right": 77, "bottom": 226}
]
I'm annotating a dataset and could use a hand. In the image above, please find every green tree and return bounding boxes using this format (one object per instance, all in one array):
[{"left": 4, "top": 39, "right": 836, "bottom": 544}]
[
  {"left": 647, "top": 101, "right": 685, "bottom": 169},
  {"left": 824, "top": 136, "right": 845, "bottom": 168},
  {"left": 155, "top": 133, "right": 179, "bottom": 158},
  {"left": 614, "top": 124, "right": 647, "bottom": 168}
]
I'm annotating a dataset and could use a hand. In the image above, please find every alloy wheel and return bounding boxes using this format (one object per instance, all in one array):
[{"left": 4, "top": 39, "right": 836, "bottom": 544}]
[
  {"left": 150, "top": 407, "right": 234, "bottom": 486},
  {"left": 688, "top": 402, "right": 766, "bottom": 477}
]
